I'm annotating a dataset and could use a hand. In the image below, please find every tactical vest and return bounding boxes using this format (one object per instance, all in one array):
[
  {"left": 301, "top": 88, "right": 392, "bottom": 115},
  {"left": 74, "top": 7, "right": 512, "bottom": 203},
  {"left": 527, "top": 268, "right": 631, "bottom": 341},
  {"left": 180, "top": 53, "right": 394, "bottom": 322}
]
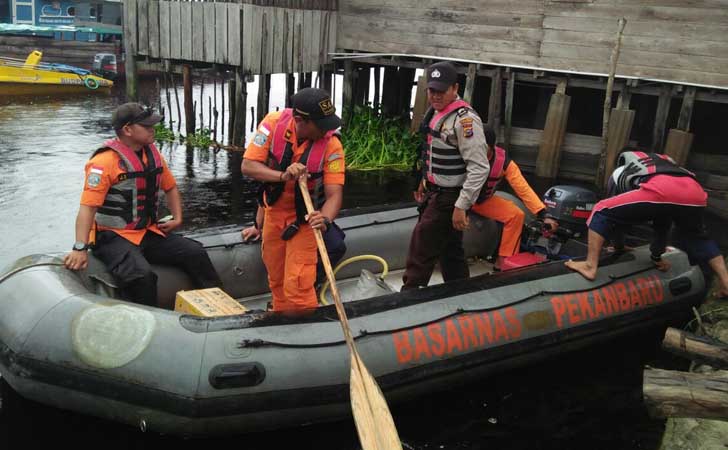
[
  {"left": 476, "top": 145, "right": 509, "bottom": 203},
  {"left": 614, "top": 151, "right": 695, "bottom": 194},
  {"left": 421, "top": 99, "right": 472, "bottom": 187},
  {"left": 262, "top": 108, "right": 337, "bottom": 221},
  {"left": 92, "top": 139, "right": 164, "bottom": 230}
]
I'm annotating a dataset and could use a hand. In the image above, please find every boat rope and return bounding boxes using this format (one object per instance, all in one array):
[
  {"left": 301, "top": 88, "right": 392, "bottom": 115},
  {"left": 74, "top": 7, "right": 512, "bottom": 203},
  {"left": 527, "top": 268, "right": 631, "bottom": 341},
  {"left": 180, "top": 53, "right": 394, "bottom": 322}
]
[
  {"left": 237, "top": 265, "right": 655, "bottom": 349},
  {"left": 319, "top": 254, "right": 390, "bottom": 306},
  {"left": 200, "top": 214, "right": 420, "bottom": 251},
  {"left": 0, "top": 262, "right": 66, "bottom": 284}
]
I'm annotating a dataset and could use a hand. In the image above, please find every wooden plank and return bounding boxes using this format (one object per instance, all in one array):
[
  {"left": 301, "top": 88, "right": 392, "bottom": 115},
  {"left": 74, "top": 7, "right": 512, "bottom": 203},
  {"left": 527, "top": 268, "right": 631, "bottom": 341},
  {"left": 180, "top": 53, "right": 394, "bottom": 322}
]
[
  {"left": 602, "top": 108, "right": 636, "bottom": 189},
  {"left": 293, "top": 9, "right": 304, "bottom": 73},
  {"left": 265, "top": 9, "right": 276, "bottom": 74},
  {"left": 180, "top": 2, "right": 192, "bottom": 61},
  {"left": 215, "top": 2, "right": 228, "bottom": 64},
  {"left": 677, "top": 86, "right": 697, "bottom": 131},
  {"left": 664, "top": 129, "right": 694, "bottom": 167},
  {"left": 653, "top": 85, "right": 673, "bottom": 152},
  {"left": 242, "top": 4, "right": 254, "bottom": 73},
  {"left": 544, "top": 3, "right": 728, "bottom": 26},
  {"left": 536, "top": 92, "right": 571, "bottom": 178},
  {"left": 462, "top": 63, "right": 477, "bottom": 104},
  {"left": 126, "top": 0, "right": 138, "bottom": 59},
  {"left": 137, "top": 0, "right": 149, "bottom": 56},
  {"left": 309, "top": 11, "right": 322, "bottom": 73},
  {"left": 272, "top": 7, "right": 285, "bottom": 73},
  {"left": 203, "top": 2, "right": 216, "bottom": 64},
  {"left": 148, "top": 0, "right": 160, "bottom": 59},
  {"left": 123, "top": 0, "right": 138, "bottom": 101},
  {"left": 327, "top": 11, "right": 337, "bottom": 59},
  {"left": 169, "top": 1, "right": 181, "bottom": 60},
  {"left": 302, "top": 10, "right": 314, "bottom": 73},
  {"left": 158, "top": 0, "right": 170, "bottom": 59},
  {"left": 643, "top": 367, "right": 728, "bottom": 420},
  {"left": 340, "top": 5, "right": 545, "bottom": 28},
  {"left": 192, "top": 2, "right": 205, "bottom": 62},
  {"left": 227, "top": 3, "right": 241, "bottom": 66}
]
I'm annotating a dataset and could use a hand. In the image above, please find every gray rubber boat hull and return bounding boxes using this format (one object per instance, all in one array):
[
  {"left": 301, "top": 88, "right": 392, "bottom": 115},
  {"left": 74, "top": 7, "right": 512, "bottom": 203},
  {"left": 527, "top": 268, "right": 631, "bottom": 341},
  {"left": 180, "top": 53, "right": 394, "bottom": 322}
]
[{"left": 0, "top": 198, "right": 707, "bottom": 436}]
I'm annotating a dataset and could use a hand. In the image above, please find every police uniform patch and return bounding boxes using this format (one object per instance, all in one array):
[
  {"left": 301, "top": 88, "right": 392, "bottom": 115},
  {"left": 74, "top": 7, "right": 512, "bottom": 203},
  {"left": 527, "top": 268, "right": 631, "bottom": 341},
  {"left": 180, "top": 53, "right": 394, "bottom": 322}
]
[
  {"left": 327, "top": 153, "right": 342, "bottom": 162},
  {"left": 253, "top": 132, "right": 268, "bottom": 146},
  {"left": 461, "top": 118, "right": 474, "bottom": 138},
  {"left": 87, "top": 173, "right": 101, "bottom": 187},
  {"left": 459, "top": 117, "right": 473, "bottom": 125},
  {"left": 456, "top": 108, "right": 468, "bottom": 117},
  {"left": 284, "top": 129, "right": 292, "bottom": 140}
]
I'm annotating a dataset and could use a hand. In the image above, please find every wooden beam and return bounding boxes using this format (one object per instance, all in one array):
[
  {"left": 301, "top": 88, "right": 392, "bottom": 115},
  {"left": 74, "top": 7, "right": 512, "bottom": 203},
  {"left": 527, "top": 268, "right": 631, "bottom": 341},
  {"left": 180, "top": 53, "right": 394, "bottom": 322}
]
[
  {"left": 504, "top": 71, "right": 515, "bottom": 149},
  {"left": 643, "top": 367, "right": 728, "bottom": 420},
  {"left": 487, "top": 67, "right": 503, "bottom": 132},
  {"left": 232, "top": 68, "right": 247, "bottom": 146},
  {"left": 463, "top": 63, "right": 477, "bottom": 104},
  {"left": 183, "top": 65, "right": 195, "bottom": 135},
  {"left": 653, "top": 84, "right": 674, "bottom": 152},
  {"left": 256, "top": 74, "right": 270, "bottom": 126},
  {"left": 677, "top": 86, "right": 697, "bottom": 131},
  {"left": 536, "top": 90, "right": 571, "bottom": 178}
]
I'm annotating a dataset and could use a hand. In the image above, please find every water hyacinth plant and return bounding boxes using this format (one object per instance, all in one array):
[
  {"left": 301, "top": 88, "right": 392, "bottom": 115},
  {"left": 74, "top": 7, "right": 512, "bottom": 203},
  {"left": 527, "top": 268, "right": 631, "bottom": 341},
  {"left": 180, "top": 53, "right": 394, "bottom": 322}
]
[{"left": 341, "top": 105, "right": 421, "bottom": 172}]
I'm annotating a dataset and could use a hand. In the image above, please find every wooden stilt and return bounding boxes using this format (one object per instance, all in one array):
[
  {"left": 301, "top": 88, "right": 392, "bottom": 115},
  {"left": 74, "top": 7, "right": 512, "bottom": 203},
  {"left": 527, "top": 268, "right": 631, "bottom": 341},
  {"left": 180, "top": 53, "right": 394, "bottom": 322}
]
[
  {"left": 343, "top": 59, "right": 354, "bottom": 123},
  {"left": 487, "top": 67, "right": 503, "bottom": 132},
  {"left": 257, "top": 74, "right": 271, "bottom": 126},
  {"left": 286, "top": 73, "right": 295, "bottom": 107},
  {"left": 372, "top": 66, "right": 381, "bottom": 113},
  {"left": 183, "top": 65, "right": 194, "bottom": 135},
  {"left": 504, "top": 71, "right": 515, "bottom": 149},
  {"left": 653, "top": 84, "right": 674, "bottom": 152},
  {"left": 536, "top": 80, "right": 571, "bottom": 179},
  {"left": 463, "top": 63, "right": 477, "bottom": 104},
  {"left": 232, "top": 68, "right": 248, "bottom": 146}
]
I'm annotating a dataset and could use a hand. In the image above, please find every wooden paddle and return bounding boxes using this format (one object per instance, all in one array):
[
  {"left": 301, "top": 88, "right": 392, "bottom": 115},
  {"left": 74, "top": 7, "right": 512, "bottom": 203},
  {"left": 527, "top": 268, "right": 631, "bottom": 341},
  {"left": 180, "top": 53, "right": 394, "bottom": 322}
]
[{"left": 298, "top": 177, "right": 402, "bottom": 450}]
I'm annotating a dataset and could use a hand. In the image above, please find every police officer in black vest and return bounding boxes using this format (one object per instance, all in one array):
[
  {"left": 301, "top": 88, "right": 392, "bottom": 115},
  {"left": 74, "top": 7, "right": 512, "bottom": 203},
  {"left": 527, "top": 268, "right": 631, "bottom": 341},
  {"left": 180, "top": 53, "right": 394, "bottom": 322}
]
[{"left": 402, "top": 62, "right": 491, "bottom": 290}]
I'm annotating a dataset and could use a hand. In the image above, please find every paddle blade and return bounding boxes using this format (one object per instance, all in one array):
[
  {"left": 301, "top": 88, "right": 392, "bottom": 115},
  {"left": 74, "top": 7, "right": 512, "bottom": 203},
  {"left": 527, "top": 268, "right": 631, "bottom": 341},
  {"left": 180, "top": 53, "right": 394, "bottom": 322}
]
[{"left": 350, "top": 352, "right": 403, "bottom": 450}]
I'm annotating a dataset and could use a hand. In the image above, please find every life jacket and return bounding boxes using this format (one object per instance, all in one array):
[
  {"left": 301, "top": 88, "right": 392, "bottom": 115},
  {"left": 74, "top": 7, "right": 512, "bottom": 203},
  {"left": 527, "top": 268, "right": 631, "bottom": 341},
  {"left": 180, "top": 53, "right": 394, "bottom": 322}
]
[
  {"left": 262, "top": 108, "right": 337, "bottom": 222},
  {"left": 614, "top": 151, "right": 695, "bottom": 194},
  {"left": 476, "top": 145, "right": 510, "bottom": 203},
  {"left": 92, "top": 139, "right": 164, "bottom": 230},
  {"left": 420, "top": 99, "right": 472, "bottom": 187}
]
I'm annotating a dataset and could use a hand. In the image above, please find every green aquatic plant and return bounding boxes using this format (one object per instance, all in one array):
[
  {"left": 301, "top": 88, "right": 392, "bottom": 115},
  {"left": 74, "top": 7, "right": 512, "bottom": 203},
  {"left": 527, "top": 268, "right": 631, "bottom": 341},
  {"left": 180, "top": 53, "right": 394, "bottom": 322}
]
[
  {"left": 341, "top": 106, "right": 420, "bottom": 172},
  {"left": 181, "top": 128, "right": 213, "bottom": 148},
  {"left": 153, "top": 123, "right": 176, "bottom": 143}
]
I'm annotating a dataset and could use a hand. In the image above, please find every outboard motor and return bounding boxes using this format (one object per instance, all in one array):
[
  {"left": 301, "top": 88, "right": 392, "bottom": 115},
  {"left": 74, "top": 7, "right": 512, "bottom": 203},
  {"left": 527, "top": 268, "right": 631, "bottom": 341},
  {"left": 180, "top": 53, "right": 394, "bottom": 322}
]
[{"left": 503, "top": 185, "right": 598, "bottom": 270}]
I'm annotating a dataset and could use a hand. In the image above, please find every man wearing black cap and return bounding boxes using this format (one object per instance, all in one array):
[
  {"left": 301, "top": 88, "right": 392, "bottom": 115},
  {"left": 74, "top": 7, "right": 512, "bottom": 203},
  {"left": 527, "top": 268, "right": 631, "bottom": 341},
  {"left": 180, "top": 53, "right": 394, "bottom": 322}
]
[
  {"left": 242, "top": 88, "right": 345, "bottom": 311},
  {"left": 402, "top": 61, "right": 491, "bottom": 290},
  {"left": 64, "top": 102, "right": 222, "bottom": 307}
]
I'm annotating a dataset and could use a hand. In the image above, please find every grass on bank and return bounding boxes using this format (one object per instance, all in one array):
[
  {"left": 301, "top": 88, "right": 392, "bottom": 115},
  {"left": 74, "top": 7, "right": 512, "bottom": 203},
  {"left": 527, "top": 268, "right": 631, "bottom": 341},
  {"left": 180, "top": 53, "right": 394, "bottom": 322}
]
[{"left": 154, "top": 123, "right": 213, "bottom": 149}]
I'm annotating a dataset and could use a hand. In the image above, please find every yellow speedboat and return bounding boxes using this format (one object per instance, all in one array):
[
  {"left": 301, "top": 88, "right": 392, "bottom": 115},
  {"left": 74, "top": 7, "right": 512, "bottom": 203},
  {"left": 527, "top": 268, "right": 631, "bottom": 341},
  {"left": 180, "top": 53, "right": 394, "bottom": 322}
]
[{"left": 0, "top": 51, "right": 113, "bottom": 96}]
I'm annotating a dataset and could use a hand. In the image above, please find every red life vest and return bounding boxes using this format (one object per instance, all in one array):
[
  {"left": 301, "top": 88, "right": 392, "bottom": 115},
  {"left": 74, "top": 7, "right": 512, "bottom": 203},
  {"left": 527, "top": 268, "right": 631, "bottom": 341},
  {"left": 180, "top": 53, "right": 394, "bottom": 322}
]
[
  {"left": 263, "top": 108, "right": 337, "bottom": 219},
  {"left": 476, "top": 145, "right": 510, "bottom": 203},
  {"left": 614, "top": 151, "right": 695, "bottom": 194},
  {"left": 92, "top": 139, "right": 164, "bottom": 230}
]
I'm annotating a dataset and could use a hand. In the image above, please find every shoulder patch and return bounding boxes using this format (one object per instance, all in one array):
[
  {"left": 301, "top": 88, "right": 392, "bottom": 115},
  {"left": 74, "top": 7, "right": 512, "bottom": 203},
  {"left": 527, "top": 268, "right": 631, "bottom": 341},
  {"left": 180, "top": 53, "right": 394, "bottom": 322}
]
[
  {"left": 327, "top": 159, "right": 343, "bottom": 173},
  {"left": 327, "top": 153, "right": 342, "bottom": 162},
  {"left": 284, "top": 129, "right": 293, "bottom": 140},
  {"left": 87, "top": 173, "right": 101, "bottom": 188},
  {"left": 456, "top": 107, "right": 468, "bottom": 117},
  {"left": 259, "top": 125, "right": 271, "bottom": 136},
  {"left": 253, "top": 132, "right": 268, "bottom": 146},
  {"left": 460, "top": 118, "right": 474, "bottom": 138}
]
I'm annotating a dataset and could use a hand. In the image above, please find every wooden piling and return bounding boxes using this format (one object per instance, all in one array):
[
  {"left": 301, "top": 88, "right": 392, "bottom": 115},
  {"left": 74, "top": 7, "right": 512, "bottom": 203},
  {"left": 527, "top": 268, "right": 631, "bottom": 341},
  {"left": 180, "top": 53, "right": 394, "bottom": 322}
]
[
  {"left": 663, "top": 86, "right": 697, "bottom": 166},
  {"left": 232, "top": 68, "right": 248, "bottom": 146},
  {"left": 343, "top": 59, "right": 354, "bottom": 123},
  {"left": 381, "top": 66, "right": 399, "bottom": 118},
  {"left": 602, "top": 108, "right": 636, "bottom": 187},
  {"left": 536, "top": 80, "right": 571, "bottom": 179},
  {"left": 372, "top": 66, "right": 381, "bottom": 112},
  {"left": 653, "top": 84, "right": 674, "bottom": 152},
  {"left": 504, "top": 71, "right": 515, "bottom": 150},
  {"left": 487, "top": 67, "right": 503, "bottom": 133},
  {"left": 410, "top": 75, "right": 428, "bottom": 133},
  {"left": 463, "top": 63, "right": 477, "bottom": 104},
  {"left": 257, "top": 74, "right": 271, "bottom": 126},
  {"left": 172, "top": 73, "right": 182, "bottom": 132},
  {"left": 183, "top": 65, "right": 195, "bottom": 135},
  {"left": 164, "top": 73, "right": 173, "bottom": 129},
  {"left": 322, "top": 65, "right": 334, "bottom": 95},
  {"left": 221, "top": 78, "right": 226, "bottom": 143},
  {"left": 250, "top": 106, "right": 255, "bottom": 132},
  {"left": 228, "top": 78, "right": 236, "bottom": 145},
  {"left": 285, "top": 73, "right": 295, "bottom": 107},
  {"left": 354, "top": 65, "right": 370, "bottom": 106},
  {"left": 199, "top": 79, "right": 204, "bottom": 130},
  {"left": 397, "top": 68, "right": 416, "bottom": 122}
]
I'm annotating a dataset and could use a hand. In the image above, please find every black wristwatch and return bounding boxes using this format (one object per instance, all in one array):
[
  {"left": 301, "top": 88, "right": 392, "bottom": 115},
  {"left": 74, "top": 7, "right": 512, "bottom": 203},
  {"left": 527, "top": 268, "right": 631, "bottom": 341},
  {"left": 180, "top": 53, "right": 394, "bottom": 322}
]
[{"left": 72, "top": 241, "right": 90, "bottom": 252}]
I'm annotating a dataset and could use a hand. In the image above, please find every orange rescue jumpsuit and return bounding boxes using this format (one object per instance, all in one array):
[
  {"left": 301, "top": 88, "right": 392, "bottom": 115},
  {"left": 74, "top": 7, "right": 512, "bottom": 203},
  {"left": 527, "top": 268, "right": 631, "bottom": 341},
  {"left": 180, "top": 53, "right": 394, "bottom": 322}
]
[
  {"left": 243, "top": 111, "right": 345, "bottom": 311},
  {"left": 470, "top": 161, "right": 545, "bottom": 257}
]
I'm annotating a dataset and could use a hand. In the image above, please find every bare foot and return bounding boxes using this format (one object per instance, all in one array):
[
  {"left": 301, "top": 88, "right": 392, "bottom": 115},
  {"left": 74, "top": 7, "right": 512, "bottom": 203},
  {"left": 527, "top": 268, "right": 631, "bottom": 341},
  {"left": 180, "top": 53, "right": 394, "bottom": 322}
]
[{"left": 565, "top": 260, "right": 597, "bottom": 280}]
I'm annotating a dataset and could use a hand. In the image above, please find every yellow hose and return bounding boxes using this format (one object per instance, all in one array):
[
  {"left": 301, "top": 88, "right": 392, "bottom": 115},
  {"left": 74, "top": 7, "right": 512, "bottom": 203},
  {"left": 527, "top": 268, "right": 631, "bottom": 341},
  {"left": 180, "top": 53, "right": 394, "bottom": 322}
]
[{"left": 319, "top": 254, "right": 389, "bottom": 305}]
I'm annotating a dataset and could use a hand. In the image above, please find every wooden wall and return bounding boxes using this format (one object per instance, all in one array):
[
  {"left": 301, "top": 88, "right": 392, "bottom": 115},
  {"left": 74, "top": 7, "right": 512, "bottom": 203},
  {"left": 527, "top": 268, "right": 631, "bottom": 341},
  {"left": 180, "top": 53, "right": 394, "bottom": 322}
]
[
  {"left": 128, "top": 0, "right": 337, "bottom": 74},
  {"left": 338, "top": 0, "right": 728, "bottom": 88}
]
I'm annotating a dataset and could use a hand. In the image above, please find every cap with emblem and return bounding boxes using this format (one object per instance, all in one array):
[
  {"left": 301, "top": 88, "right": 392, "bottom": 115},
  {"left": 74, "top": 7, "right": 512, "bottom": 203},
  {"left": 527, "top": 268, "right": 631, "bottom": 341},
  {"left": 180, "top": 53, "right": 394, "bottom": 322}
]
[
  {"left": 426, "top": 61, "right": 458, "bottom": 92},
  {"left": 112, "top": 102, "right": 162, "bottom": 130},
  {"left": 291, "top": 88, "right": 341, "bottom": 131}
]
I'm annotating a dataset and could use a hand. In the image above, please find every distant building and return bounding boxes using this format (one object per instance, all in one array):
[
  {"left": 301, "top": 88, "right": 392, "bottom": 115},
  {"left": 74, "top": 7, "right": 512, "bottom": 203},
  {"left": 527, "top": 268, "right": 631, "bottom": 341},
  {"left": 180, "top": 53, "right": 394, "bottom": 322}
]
[{"left": 3, "top": 0, "right": 121, "bottom": 41}]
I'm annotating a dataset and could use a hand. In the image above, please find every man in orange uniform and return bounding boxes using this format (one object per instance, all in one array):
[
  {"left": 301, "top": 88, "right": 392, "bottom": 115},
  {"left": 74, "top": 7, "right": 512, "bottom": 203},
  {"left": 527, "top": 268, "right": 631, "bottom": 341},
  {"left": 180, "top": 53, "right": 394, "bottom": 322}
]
[
  {"left": 470, "top": 127, "right": 559, "bottom": 270},
  {"left": 63, "top": 103, "right": 222, "bottom": 306},
  {"left": 242, "top": 88, "right": 345, "bottom": 311}
]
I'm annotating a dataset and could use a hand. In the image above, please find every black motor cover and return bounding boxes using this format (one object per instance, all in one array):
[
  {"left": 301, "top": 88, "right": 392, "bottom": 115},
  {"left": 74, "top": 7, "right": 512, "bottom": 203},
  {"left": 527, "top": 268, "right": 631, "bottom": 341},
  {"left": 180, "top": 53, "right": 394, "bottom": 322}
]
[{"left": 543, "top": 185, "right": 598, "bottom": 233}]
